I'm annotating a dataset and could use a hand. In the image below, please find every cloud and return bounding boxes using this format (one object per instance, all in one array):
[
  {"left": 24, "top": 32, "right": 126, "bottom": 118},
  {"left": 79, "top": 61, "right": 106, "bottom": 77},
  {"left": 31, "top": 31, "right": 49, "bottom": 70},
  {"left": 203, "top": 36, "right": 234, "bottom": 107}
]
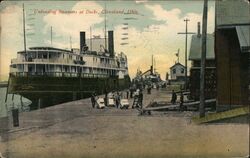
[
  {"left": 0, "top": 5, "right": 23, "bottom": 80},
  {"left": 43, "top": 1, "right": 104, "bottom": 45},
  {"left": 113, "top": 4, "right": 215, "bottom": 78},
  {"left": 135, "top": 0, "right": 148, "bottom": 4},
  {"left": 145, "top": 4, "right": 182, "bottom": 23}
]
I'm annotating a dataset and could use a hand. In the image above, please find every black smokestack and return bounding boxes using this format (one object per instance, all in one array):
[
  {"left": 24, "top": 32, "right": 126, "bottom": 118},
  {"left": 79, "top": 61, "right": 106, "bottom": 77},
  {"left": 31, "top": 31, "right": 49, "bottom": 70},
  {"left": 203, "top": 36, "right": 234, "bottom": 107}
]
[
  {"left": 197, "top": 22, "right": 201, "bottom": 37},
  {"left": 108, "top": 31, "right": 114, "bottom": 57},
  {"left": 80, "top": 31, "right": 86, "bottom": 52}
]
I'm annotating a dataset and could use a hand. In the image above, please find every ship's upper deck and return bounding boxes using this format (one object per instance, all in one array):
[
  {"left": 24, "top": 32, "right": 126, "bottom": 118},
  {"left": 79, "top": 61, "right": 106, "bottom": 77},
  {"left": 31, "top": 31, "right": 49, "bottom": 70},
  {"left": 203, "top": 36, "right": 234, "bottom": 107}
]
[{"left": 10, "top": 46, "right": 129, "bottom": 78}]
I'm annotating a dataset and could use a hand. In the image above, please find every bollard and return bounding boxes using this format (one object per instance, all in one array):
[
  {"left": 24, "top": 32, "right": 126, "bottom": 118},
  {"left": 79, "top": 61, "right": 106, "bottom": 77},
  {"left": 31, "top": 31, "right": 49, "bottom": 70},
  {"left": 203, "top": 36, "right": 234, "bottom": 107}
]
[{"left": 12, "top": 108, "right": 19, "bottom": 127}]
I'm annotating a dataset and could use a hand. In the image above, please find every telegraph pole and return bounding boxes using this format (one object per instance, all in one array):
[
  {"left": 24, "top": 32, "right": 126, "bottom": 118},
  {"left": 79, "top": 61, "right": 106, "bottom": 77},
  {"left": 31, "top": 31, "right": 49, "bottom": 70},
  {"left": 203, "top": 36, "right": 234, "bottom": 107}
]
[
  {"left": 199, "top": 0, "right": 208, "bottom": 118},
  {"left": 178, "top": 19, "right": 195, "bottom": 90}
]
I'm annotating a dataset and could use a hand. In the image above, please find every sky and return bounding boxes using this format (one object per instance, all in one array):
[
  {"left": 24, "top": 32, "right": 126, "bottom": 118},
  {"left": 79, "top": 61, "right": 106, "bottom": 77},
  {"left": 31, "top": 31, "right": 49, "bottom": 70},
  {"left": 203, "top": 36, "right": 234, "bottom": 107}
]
[{"left": 0, "top": 0, "right": 215, "bottom": 81}]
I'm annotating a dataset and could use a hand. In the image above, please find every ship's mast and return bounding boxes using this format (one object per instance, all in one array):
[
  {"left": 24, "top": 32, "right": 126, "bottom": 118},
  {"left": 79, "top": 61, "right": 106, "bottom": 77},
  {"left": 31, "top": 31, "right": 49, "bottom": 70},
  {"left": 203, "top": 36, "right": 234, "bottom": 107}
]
[
  {"left": 151, "top": 55, "right": 154, "bottom": 74},
  {"left": 154, "top": 57, "right": 156, "bottom": 73},
  {"left": 104, "top": 3, "right": 107, "bottom": 50},
  {"left": 177, "top": 49, "right": 180, "bottom": 63},
  {"left": 70, "top": 36, "right": 72, "bottom": 50},
  {"left": 51, "top": 26, "right": 53, "bottom": 46},
  {"left": 90, "top": 26, "right": 92, "bottom": 51},
  {"left": 22, "top": 3, "right": 27, "bottom": 60}
]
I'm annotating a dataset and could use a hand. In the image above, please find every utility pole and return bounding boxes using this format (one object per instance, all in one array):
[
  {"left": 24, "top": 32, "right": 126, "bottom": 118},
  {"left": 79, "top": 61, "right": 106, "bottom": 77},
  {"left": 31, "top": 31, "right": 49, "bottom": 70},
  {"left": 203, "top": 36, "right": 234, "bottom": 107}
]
[
  {"left": 199, "top": 0, "right": 208, "bottom": 118},
  {"left": 178, "top": 19, "right": 195, "bottom": 91}
]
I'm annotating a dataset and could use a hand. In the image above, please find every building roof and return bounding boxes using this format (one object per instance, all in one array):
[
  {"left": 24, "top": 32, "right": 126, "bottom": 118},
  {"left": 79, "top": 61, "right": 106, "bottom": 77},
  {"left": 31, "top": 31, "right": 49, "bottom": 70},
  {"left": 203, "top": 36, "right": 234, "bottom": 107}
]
[
  {"left": 216, "top": 0, "right": 250, "bottom": 27},
  {"left": 215, "top": 0, "right": 250, "bottom": 53},
  {"left": 29, "top": 47, "right": 72, "bottom": 52},
  {"left": 189, "top": 34, "right": 215, "bottom": 60},
  {"left": 236, "top": 25, "right": 250, "bottom": 52},
  {"left": 170, "top": 62, "right": 185, "bottom": 70}
]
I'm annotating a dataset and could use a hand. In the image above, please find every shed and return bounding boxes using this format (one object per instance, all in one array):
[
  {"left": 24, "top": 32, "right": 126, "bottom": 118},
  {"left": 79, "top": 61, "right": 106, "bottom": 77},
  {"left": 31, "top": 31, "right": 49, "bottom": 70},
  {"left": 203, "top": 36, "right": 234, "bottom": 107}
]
[
  {"left": 189, "top": 32, "right": 216, "bottom": 100},
  {"left": 215, "top": 0, "right": 250, "bottom": 111},
  {"left": 169, "top": 62, "right": 185, "bottom": 81}
]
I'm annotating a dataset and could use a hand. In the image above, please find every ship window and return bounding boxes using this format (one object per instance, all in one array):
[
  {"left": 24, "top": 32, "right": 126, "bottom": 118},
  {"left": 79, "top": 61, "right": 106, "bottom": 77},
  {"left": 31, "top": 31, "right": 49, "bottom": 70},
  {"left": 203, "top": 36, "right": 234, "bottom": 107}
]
[
  {"left": 43, "top": 54, "right": 47, "bottom": 59},
  {"left": 38, "top": 53, "right": 43, "bottom": 59}
]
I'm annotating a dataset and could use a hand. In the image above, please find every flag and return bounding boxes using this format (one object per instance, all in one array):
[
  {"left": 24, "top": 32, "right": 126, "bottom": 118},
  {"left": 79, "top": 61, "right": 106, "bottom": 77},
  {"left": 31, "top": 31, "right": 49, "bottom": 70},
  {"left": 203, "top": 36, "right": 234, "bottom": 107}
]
[{"left": 176, "top": 49, "right": 180, "bottom": 57}]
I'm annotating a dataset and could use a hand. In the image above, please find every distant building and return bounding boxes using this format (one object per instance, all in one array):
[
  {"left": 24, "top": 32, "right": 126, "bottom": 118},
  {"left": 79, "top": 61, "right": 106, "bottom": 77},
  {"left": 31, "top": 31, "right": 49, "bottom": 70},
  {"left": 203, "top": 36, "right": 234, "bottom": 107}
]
[
  {"left": 215, "top": 0, "right": 250, "bottom": 111},
  {"left": 169, "top": 62, "right": 186, "bottom": 85},
  {"left": 188, "top": 22, "right": 216, "bottom": 101}
]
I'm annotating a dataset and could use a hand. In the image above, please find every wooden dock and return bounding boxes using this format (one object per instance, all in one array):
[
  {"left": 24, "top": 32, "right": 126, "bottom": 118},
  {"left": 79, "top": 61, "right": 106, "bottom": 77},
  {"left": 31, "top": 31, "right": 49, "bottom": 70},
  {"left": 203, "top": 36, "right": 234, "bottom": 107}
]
[{"left": 0, "top": 89, "right": 249, "bottom": 158}]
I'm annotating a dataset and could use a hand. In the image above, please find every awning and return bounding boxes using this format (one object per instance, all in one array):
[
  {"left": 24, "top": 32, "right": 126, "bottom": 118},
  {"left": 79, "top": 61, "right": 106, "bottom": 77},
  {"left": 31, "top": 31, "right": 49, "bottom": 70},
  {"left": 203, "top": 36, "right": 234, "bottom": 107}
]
[{"left": 236, "top": 25, "right": 250, "bottom": 52}]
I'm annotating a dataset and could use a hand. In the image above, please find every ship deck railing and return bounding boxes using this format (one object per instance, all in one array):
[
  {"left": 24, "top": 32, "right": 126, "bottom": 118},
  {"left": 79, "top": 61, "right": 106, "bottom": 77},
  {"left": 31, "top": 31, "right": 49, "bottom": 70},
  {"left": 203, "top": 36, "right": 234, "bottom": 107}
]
[{"left": 10, "top": 72, "right": 111, "bottom": 78}]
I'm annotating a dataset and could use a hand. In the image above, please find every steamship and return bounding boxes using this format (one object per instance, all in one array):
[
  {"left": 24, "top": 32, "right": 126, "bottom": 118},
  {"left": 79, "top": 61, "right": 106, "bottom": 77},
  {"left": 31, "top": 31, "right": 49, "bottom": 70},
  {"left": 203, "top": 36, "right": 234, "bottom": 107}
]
[{"left": 8, "top": 31, "right": 131, "bottom": 109}]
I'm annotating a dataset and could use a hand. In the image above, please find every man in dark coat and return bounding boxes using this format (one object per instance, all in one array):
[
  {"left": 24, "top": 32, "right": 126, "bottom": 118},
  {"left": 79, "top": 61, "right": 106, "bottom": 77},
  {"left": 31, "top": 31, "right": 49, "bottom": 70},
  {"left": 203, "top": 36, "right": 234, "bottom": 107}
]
[
  {"left": 91, "top": 93, "right": 96, "bottom": 108},
  {"left": 180, "top": 91, "right": 184, "bottom": 110},
  {"left": 138, "top": 90, "right": 143, "bottom": 108},
  {"left": 115, "top": 92, "right": 120, "bottom": 108},
  {"left": 171, "top": 90, "right": 177, "bottom": 104},
  {"left": 104, "top": 89, "right": 108, "bottom": 106}
]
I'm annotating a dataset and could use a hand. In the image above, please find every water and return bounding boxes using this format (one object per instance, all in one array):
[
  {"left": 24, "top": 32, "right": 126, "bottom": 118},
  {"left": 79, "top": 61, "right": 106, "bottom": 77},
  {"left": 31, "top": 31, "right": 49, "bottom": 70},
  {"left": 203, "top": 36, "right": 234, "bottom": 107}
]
[{"left": 0, "top": 87, "right": 31, "bottom": 118}]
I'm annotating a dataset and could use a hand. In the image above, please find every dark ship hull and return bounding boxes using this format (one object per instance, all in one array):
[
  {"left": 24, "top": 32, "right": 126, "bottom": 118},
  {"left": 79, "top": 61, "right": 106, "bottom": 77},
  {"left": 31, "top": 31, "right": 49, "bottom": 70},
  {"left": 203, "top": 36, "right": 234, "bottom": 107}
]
[{"left": 8, "top": 73, "right": 130, "bottom": 110}]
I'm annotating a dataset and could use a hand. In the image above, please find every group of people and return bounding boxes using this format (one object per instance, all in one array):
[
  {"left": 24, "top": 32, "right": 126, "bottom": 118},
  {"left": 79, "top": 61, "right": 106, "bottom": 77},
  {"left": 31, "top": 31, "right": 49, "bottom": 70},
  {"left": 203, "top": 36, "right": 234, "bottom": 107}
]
[
  {"left": 91, "top": 91, "right": 125, "bottom": 108},
  {"left": 132, "top": 88, "right": 144, "bottom": 109},
  {"left": 171, "top": 90, "right": 184, "bottom": 105}
]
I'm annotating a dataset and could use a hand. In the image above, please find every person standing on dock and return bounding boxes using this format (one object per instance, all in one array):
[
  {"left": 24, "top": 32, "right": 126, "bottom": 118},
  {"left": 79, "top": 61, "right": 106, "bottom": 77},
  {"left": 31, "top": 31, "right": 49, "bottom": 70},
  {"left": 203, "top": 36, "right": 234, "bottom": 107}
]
[
  {"left": 91, "top": 93, "right": 96, "bottom": 108},
  {"left": 104, "top": 89, "right": 108, "bottom": 106},
  {"left": 147, "top": 84, "right": 151, "bottom": 94},
  {"left": 156, "top": 84, "right": 159, "bottom": 90},
  {"left": 138, "top": 90, "right": 143, "bottom": 108},
  {"left": 171, "top": 90, "right": 177, "bottom": 104},
  {"left": 126, "top": 89, "right": 129, "bottom": 99},
  {"left": 115, "top": 92, "right": 120, "bottom": 108},
  {"left": 130, "top": 87, "right": 133, "bottom": 98},
  {"left": 180, "top": 91, "right": 184, "bottom": 110}
]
